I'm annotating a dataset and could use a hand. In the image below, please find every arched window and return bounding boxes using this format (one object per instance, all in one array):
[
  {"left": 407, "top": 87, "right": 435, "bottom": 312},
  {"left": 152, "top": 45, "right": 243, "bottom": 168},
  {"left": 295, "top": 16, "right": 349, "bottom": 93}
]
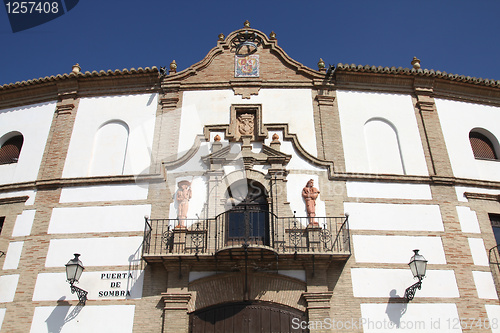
[
  {"left": 89, "top": 121, "right": 129, "bottom": 176},
  {"left": 469, "top": 129, "right": 499, "bottom": 160},
  {"left": 364, "top": 118, "right": 405, "bottom": 174},
  {"left": 0, "top": 134, "right": 24, "bottom": 165},
  {"left": 225, "top": 180, "right": 269, "bottom": 246}
]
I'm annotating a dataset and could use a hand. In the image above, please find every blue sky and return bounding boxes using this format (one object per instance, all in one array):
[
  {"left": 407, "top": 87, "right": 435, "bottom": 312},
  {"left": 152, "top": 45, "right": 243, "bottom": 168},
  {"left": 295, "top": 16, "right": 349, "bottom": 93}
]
[{"left": 1, "top": 0, "right": 499, "bottom": 85}]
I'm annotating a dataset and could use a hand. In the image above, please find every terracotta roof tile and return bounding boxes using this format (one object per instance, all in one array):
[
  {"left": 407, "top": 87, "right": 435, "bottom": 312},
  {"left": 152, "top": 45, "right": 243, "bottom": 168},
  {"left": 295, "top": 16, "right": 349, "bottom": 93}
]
[
  {"left": 0, "top": 66, "right": 158, "bottom": 90},
  {"left": 336, "top": 63, "right": 500, "bottom": 87}
]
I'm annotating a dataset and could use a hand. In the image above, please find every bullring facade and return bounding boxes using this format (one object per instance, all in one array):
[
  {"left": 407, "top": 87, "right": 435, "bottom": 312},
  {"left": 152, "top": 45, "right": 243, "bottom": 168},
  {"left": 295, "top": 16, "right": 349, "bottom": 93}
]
[{"left": 0, "top": 22, "right": 499, "bottom": 332}]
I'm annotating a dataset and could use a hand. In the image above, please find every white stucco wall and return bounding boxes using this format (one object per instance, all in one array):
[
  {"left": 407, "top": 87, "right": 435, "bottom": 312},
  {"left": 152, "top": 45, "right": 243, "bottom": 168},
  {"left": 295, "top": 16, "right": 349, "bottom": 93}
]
[
  {"left": 360, "top": 303, "right": 461, "bottom": 332},
  {"left": 48, "top": 205, "right": 150, "bottom": 234},
  {"left": 346, "top": 182, "right": 432, "bottom": 200},
  {"left": 0, "top": 274, "right": 19, "bottom": 302},
  {"left": 0, "top": 308, "right": 5, "bottom": 331},
  {"left": 45, "top": 237, "right": 142, "bottom": 267},
  {"left": 3, "top": 241, "right": 24, "bottom": 270},
  {"left": 263, "top": 130, "right": 324, "bottom": 172},
  {"left": 456, "top": 206, "right": 481, "bottom": 234},
  {"left": 436, "top": 98, "right": 500, "bottom": 181},
  {"left": 59, "top": 184, "right": 149, "bottom": 203},
  {"left": 0, "top": 190, "right": 36, "bottom": 205},
  {"left": 179, "top": 89, "right": 317, "bottom": 157},
  {"left": 472, "top": 271, "right": 498, "bottom": 299},
  {"left": 351, "top": 268, "right": 459, "bottom": 298},
  {"left": 30, "top": 305, "right": 135, "bottom": 333},
  {"left": 0, "top": 101, "right": 55, "bottom": 185},
  {"left": 344, "top": 202, "right": 444, "bottom": 231},
  {"left": 468, "top": 238, "right": 489, "bottom": 266},
  {"left": 12, "top": 209, "right": 36, "bottom": 237},
  {"left": 62, "top": 94, "right": 157, "bottom": 178},
  {"left": 337, "top": 91, "right": 428, "bottom": 176},
  {"left": 33, "top": 271, "right": 144, "bottom": 301},
  {"left": 353, "top": 235, "right": 446, "bottom": 264},
  {"left": 455, "top": 186, "right": 500, "bottom": 202},
  {"left": 485, "top": 305, "right": 500, "bottom": 333}
]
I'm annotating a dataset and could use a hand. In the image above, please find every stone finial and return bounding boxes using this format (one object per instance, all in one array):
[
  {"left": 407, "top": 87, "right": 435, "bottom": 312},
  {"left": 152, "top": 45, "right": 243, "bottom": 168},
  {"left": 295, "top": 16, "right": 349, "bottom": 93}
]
[
  {"left": 218, "top": 33, "right": 225, "bottom": 41},
  {"left": 72, "top": 63, "right": 81, "bottom": 74},
  {"left": 169, "top": 60, "right": 177, "bottom": 74},
  {"left": 244, "top": 20, "right": 250, "bottom": 28},
  {"left": 272, "top": 133, "right": 280, "bottom": 143},
  {"left": 411, "top": 57, "right": 421, "bottom": 69},
  {"left": 269, "top": 31, "right": 276, "bottom": 40},
  {"left": 214, "top": 134, "right": 221, "bottom": 142},
  {"left": 318, "top": 58, "right": 325, "bottom": 70}
]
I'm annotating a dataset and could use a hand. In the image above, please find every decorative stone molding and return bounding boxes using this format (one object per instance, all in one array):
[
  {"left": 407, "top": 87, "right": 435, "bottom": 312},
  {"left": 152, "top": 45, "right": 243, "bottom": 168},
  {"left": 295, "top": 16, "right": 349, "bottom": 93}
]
[
  {"left": 162, "top": 293, "right": 192, "bottom": 311},
  {"left": 0, "top": 196, "right": 29, "bottom": 205},
  {"left": 159, "top": 96, "right": 179, "bottom": 109},
  {"left": 228, "top": 104, "right": 266, "bottom": 142},
  {"left": 55, "top": 103, "right": 75, "bottom": 115},
  {"left": 464, "top": 192, "right": 500, "bottom": 202},
  {"left": 160, "top": 83, "right": 181, "bottom": 109},
  {"left": 302, "top": 291, "right": 333, "bottom": 309},
  {"left": 315, "top": 95, "right": 335, "bottom": 106},
  {"left": 230, "top": 80, "right": 262, "bottom": 99}
]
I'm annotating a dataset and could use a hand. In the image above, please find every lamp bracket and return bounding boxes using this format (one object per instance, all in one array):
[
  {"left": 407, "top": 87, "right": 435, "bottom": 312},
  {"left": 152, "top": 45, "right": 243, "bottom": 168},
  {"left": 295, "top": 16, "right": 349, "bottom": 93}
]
[
  {"left": 70, "top": 283, "right": 88, "bottom": 305},
  {"left": 404, "top": 278, "right": 422, "bottom": 302}
]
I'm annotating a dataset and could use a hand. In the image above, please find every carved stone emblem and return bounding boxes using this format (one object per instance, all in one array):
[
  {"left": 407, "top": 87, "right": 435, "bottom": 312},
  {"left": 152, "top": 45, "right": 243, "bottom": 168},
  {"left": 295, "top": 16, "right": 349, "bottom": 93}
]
[{"left": 238, "top": 113, "right": 254, "bottom": 136}]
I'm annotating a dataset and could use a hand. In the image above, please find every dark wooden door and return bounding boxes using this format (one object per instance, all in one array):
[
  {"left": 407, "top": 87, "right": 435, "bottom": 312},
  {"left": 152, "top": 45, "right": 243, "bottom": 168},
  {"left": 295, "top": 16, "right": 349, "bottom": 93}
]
[{"left": 190, "top": 301, "right": 308, "bottom": 333}]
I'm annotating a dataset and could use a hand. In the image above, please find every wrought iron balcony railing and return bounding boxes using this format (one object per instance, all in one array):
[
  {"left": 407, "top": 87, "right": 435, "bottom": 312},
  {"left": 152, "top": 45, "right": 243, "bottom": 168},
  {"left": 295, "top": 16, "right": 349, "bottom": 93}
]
[{"left": 142, "top": 212, "right": 350, "bottom": 258}]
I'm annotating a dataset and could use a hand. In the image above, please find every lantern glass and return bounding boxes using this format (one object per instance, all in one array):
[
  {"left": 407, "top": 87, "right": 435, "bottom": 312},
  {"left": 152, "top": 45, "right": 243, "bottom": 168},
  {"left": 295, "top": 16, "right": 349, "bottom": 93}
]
[
  {"left": 408, "top": 249, "right": 427, "bottom": 279},
  {"left": 65, "top": 253, "right": 84, "bottom": 284}
]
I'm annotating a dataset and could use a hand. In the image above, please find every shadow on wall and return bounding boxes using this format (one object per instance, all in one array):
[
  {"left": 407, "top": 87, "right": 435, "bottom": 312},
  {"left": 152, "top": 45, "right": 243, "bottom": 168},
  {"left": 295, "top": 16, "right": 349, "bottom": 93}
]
[
  {"left": 126, "top": 240, "right": 146, "bottom": 297},
  {"left": 45, "top": 297, "right": 84, "bottom": 333},
  {"left": 385, "top": 289, "right": 408, "bottom": 328}
]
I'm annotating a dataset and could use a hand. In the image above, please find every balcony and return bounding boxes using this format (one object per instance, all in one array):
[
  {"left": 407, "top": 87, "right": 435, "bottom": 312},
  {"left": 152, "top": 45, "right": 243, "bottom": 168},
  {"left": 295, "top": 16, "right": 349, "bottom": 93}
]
[{"left": 142, "top": 212, "right": 350, "bottom": 268}]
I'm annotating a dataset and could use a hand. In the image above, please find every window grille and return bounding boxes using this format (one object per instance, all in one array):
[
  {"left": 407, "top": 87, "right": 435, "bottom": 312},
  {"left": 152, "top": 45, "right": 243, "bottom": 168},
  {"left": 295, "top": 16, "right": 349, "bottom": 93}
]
[
  {"left": 469, "top": 132, "right": 497, "bottom": 160},
  {"left": 0, "top": 135, "right": 23, "bottom": 164},
  {"left": 490, "top": 214, "right": 500, "bottom": 246}
]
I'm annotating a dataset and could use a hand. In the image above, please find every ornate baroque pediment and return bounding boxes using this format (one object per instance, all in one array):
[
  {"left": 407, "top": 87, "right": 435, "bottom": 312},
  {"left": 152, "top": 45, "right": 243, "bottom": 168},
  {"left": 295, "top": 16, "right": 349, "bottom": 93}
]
[{"left": 201, "top": 142, "right": 291, "bottom": 171}]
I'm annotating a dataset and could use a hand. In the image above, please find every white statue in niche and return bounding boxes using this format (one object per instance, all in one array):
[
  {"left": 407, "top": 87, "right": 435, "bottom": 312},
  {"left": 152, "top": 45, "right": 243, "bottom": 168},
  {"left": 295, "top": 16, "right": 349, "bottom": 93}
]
[
  {"left": 302, "top": 179, "right": 320, "bottom": 226},
  {"left": 176, "top": 180, "right": 192, "bottom": 228}
]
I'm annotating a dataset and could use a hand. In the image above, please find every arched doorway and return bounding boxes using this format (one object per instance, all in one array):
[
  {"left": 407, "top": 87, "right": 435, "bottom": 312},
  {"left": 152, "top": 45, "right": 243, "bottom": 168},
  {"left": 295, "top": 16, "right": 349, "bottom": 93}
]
[
  {"left": 225, "top": 180, "right": 270, "bottom": 247},
  {"left": 189, "top": 301, "right": 308, "bottom": 333}
]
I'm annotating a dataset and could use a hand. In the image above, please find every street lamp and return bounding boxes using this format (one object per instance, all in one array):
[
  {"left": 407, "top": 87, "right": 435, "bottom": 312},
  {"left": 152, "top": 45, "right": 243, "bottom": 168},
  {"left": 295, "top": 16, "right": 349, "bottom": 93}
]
[
  {"left": 65, "top": 253, "right": 88, "bottom": 304},
  {"left": 404, "top": 249, "right": 428, "bottom": 302}
]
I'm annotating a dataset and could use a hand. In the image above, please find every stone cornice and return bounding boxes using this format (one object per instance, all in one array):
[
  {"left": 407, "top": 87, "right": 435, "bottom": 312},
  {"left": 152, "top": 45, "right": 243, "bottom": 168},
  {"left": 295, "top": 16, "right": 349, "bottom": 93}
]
[
  {"left": 464, "top": 192, "right": 500, "bottom": 201},
  {"left": 0, "top": 174, "right": 163, "bottom": 194},
  {"left": 0, "top": 196, "right": 29, "bottom": 205}
]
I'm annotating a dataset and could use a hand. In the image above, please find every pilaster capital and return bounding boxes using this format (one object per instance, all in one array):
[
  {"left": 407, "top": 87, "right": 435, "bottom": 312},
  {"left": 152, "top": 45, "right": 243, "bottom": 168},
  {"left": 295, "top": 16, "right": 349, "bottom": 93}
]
[
  {"left": 315, "top": 95, "right": 335, "bottom": 107},
  {"left": 160, "top": 83, "right": 181, "bottom": 109},
  {"left": 55, "top": 102, "right": 75, "bottom": 115},
  {"left": 415, "top": 93, "right": 436, "bottom": 112},
  {"left": 162, "top": 293, "right": 192, "bottom": 310},
  {"left": 302, "top": 292, "right": 333, "bottom": 309}
]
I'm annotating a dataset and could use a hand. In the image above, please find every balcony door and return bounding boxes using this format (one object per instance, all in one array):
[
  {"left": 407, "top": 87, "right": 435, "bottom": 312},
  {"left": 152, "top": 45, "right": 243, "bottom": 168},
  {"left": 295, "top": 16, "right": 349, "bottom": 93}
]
[{"left": 226, "top": 180, "right": 269, "bottom": 247}]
